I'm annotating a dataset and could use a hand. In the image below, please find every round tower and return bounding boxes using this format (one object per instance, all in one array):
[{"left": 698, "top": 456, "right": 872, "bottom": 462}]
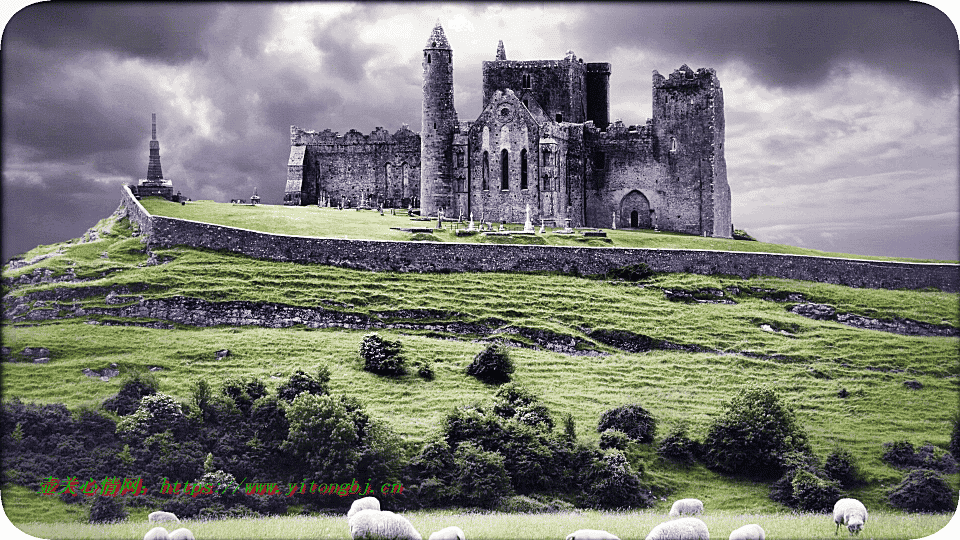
[{"left": 420, "top": 21, "right": 458, "bottom": 217}]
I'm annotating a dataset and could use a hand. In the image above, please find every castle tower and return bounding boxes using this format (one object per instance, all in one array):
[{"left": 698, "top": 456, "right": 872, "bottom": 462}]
[
  {"left": 585, "top": 63, "right": 611, "bottom": 130},
  {"left": 420, "top": 21, "right": 458, "bottom": 217},
  {"left": 146, "top": 113, "right": 164, "bottom": 181},
  {"left": 652, "top": 65, "right": 731, "bottom": 237}
]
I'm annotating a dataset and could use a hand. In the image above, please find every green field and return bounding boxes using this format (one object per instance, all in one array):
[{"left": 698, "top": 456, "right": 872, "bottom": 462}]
[
  {"left": 2, "top": 207, "right": 958, "bottom": 537},
  {"left": 138, "top": 198, "right": 955, "bottom": 263}
]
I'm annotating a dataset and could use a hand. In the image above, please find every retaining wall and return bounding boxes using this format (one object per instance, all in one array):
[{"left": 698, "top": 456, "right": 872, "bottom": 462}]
[{"left": 120, "top": 186, "right": 959, "bottom": 292}]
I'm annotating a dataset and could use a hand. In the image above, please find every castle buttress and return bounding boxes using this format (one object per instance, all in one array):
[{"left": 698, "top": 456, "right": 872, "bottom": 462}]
[{"left": 284, "top": 23, "right": 732, "bottom": 238}]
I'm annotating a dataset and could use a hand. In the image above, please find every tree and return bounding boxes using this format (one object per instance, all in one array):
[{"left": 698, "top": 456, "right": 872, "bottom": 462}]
[
  {"left": 466, "top": 344, "right": 514, "bottom": 384},
  {"left": 281, "top": 393, "right": 360, "bottom": 481},
  {"left": 360, "top": 334, "right": 406, "bottom": 376},
  {"left": 597, "top": 403, "right": 656, "bottom": 444}
]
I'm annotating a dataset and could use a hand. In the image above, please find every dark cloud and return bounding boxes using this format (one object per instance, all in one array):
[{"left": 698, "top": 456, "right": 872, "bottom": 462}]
[
  {"left": 2, "top": 2, "right": 222, "bottom": 63},
  {"left": 569, "top": 3, "right": 958, "bottom": 92}
]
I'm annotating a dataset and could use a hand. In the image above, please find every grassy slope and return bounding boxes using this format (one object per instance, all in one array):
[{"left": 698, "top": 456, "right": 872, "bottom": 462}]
[
  {"left": 2, "top": 211, "right": 958, "bottom": 525},
  {"left": 139, "top": 198, "right": 956, "bottom": 263}
]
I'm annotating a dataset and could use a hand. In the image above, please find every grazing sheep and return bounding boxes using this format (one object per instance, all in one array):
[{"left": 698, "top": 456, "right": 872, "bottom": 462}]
[
  {"left": 668, "top": 498, "right": 704, "bottom": 516},
  {"left": 428, "top": 525, "right": 466, "bottom": 540},
  {"left": 728, "top": 524, "right": 765, "bottom": 540},
  {"left": 148, "top": 511, "right": 180, "bottom": 524},
  {"left": 645, "top": 517, "right": 710, "bottom": 540},
  {"left": 169, "top": 528, "right": 196, "bottom": 540},
  {"left": 566, "top": 529, "right": 621, "bottom": 540},
  {"left": 349, "top": 509, "right": 422, "bottom": 540},
  {"left": 348, "top": 496, "right": 382, "bottom": 519},
  {"left": 834, "top": 498, "right": 868, "bottom": 535},
  {"left": 144, "top": 527, "right": 170, "bottom": 540}
]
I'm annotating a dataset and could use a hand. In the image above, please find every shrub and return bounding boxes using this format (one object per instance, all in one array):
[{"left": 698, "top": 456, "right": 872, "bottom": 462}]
[
  {"left": 413, "top": 360, "right": 435, "bottom": 380},
  {"left": 579, "top": 451, "right": 653, "bottom": 509},
  {"left": 887, "top": 468, "right": 956, "bottom": 512},
  {"left": 823, "top": 447, "right": 863, "bottom": 488},
  {"left": 360, "top": 334, "right": 406, "bottom": 376},
  {"left": 599, "top": 430, "right": 630, "bottom": 450},
  {"left": 276, "top": 369, "right": 329, "bottom": 402},
  {"left": 787, "top": 468, "right": 841, "bottom": 512},
  {"left": 915, "top": 443, "right": 959, "bottom": 474},
  {"left": 453, "top": 441, "right": 513, "bottom": 509},
  {"left": 466, "top": 344, "right": 514, "bottom": 384},
  {"left": 281, "top": 393, "right": 361, "bottom": 480},
  {"left": 89, "top": 495, "right": 127, "bottom": 523},
  {"left": 597, "top": 403, "right": 656, "bottom": 444},
  {"left": 950, "top": 415, "right": 960, "bottom": 463},
  {"left": 656, "top": 423, "right": 699, "bottom": 465},
  {"left": 222, "top": 376, "right": 269, "bottom": 412},
  {"left": 563, "top": 414, "right": 576, "bottom": 441},
  {"left": 493, "top": 383, "right": 554, "bottom": 431},
  {"left": 102, "top": 371, "right": 159, "bottom": 416},
  {"left": 881, "top": 440, "right": 920, "bottom": 469},
  {"left": 702, "top": 386, "right": 809, "bottom": 478}
]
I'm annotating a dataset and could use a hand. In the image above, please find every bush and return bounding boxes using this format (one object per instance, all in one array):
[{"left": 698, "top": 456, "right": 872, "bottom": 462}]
[
  {"left": 950, "top": 415, "right": 960, "bottom": 463},
  {"left": 823, "top": 447, "right": 863, "bottom": 488},
  {"left": 887, "top": 468, "right": 956, "bottom": 512},
  {"left": 453, "top": 441, "right": 513, "bottom": 509},
  {"left": 360, "top": 334, "right": 406, "bottom": 376},
  {"left": 276, "top": 369, "right": 329, "bottom": 402},
  {"left": 466, "top": 344, "right": 514, "bottom": 384},
  {"left": 881, "top": 440, "right": 920, "bottom": 468},
  {"left": 787, "top": 468, "right": 841, "bottom": 512},
  {"left": 102, "top": 371, "right": 159, "bottom": 416},
  {"left": 493, "top": 383, "right": 554, "bottom": 431},
  {"left": 881, "top": 441, "right": 958, "bottom": 474},
  {"left": 579, "top": 451, "right": 653, "bottom": 509},
  {"left": 413, "top": 360, "right": 435, "bottom": 380},
  {"left": 222, "top": 376, "right": 269, "bottom": 413},
  {"left": 599, "top": 430, "right": 630, "bottom": 450},
  {"left": 597, "top": 403, "right": 656, "bottom": 444},
  {"left": 702, "top": 386, "right": 809, "bottom": 478},
  {"left": 656, "top": 423, "right": 699, "bottom": 465},
  {"left": 89, "top": 495, "right": 127, "bottom": 523}
]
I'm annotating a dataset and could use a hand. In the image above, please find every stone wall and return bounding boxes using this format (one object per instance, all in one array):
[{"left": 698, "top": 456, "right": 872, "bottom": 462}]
[{"left": 120, "top": 186, "right": 959, "bottom": 292}]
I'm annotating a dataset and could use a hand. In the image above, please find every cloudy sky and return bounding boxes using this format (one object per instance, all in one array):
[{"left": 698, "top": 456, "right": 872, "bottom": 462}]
[{"left": 2, "top": 1, "right": 958, "bottom": 262}]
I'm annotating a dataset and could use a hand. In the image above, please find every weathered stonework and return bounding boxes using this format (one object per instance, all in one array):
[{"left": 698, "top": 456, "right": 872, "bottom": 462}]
[
  {"left": 286, "top": 23, "right": 731, "bottom": 237},
  {"left": 121, "top": 185, "right": 960, "bottom": 292}
]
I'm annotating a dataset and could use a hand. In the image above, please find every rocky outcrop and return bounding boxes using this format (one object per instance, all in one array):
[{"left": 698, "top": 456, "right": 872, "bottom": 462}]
[{"left": 789, "top": 303, "right": 959, "bottom": 337}]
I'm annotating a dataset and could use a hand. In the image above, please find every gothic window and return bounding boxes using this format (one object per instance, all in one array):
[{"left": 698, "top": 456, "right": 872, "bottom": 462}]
[
  {"left": 501, "top": 149, "right": 509, "bottom": 190},
  {"left": 520, "top": 149, "right": 528, "bottom": 190},
  {"left": 482, "top": 151, "right": 489, "bottom": 190},
  {"left": 541, "top": 147, "right": 549, "bottom": 166},
  {"left": 555, "top": 113, "right": 563, "bottom": 122},
  {"left": 522, "top": 74, "right": 531, "bottom": 89},
  {"left": 427, "top": 53, "right": 431, "bottom": 64}
]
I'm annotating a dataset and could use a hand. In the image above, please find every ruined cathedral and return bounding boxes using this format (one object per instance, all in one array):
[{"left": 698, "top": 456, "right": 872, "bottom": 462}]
[{"left": 285, "top": 23, "right": 731, "bottom": 237}]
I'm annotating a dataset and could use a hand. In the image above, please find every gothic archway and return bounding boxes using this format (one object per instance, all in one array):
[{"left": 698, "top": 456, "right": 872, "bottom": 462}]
[{"left": 620, "top": 190, "right": 652, "bottom": 229}]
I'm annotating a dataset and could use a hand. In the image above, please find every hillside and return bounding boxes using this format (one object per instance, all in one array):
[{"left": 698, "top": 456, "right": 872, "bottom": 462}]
[{"left": 2, "top": 208, "right": 958, "bottom": 519}]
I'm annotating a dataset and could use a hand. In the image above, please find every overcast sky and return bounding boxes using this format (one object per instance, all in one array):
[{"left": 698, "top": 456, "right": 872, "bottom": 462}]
[{"left": 2, "top": 1, "right": 958, "bottom": 262}]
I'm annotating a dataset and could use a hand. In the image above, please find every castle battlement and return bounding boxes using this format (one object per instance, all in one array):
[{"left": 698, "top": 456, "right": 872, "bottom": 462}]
[
  {"left": 291, "top": 125, "right": 419, "bottom": 147},
  {"left": 653, "top": 65, "right": 720, "bottom": 90}
]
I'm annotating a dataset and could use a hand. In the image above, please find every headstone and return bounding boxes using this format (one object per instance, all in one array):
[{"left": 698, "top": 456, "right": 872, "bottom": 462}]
[{"left": 523, "top": 204, "right": 534, "bottom": 233}]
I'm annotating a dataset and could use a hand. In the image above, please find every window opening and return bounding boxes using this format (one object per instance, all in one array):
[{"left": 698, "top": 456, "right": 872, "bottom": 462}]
[
  {"left": 520, "top": 149, "right": 528, "bottom": 189},
  {"left": 501, "top": 149, "right": 509, "bottom": 190}
]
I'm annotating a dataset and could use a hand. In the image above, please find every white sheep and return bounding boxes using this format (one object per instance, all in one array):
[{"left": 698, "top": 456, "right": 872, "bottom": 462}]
[
  {"left": 144, "top": 527, "right": 170, "bottom": 540},
  {"left": 668, "top": 498, "right": 704, "bottom": 516},
  {"left": 566, "top": 529, "right": 621, "bottom": 540},
  {"left": 645, "top": 517, "right": 710, "bottom": 540},
  {"left": 728, "top": 524, "right": 765, "bottom": 540},
  {"left": 348, "top": 496, "right": 382, "bottom": 519},
  {"left": 834, "top": 498, "right": 868, "bottom": 535},
  {"left": 428, "top": 525, "right": 466, "bottom": 540},
  {"left": 169, "top": 528, "right": 196, "bottom": 540},
  {"left": 349, "top": 509, "right": 423, "bottom": 540},
  {"left": 148, "top": 511, "right": 180, "bottom": 524}
]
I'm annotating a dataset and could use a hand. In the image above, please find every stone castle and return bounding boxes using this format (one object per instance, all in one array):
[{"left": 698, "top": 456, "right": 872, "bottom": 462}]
[{"left": 284, "top": 23, "right": 731, "bottom": 237}]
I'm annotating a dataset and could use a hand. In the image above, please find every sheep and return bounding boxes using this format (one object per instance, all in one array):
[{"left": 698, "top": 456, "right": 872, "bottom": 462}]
[
  {"left": 428, "top": 525, "right": 466, "bottom": 540},
  {"left": 144, "top": 527, "right": 170, "bottom": 540},
  {"left": 348, "top": 496, "right": 382, "bottom": 519},
  {"left": 834, "top": 498, "right": 868, "bottom": 535},
  {"left": 645, "top": 517, "right": 710, "bottom": 540},
  {"left": 728, "top": 524, "right": 765, "bottom": 540},
  {"left": 169, "top": 528, "right": 196, "bottom": 540},
  {"left": 668, "top": 498, "right": 704, "bottom": 516},
  {"left": 148, "top": 511, "right": 180, "bottom": 524},
  {"left": 566, "top": 529, "right": 621, "bottom": 540},
  {"left": 349, "top": 509, "right": 423, "bottom": 540}
]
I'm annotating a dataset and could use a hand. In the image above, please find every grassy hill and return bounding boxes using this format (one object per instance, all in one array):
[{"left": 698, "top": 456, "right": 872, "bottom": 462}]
[{"left": 2, "top": 207, "right": 958, "bottom": 531}]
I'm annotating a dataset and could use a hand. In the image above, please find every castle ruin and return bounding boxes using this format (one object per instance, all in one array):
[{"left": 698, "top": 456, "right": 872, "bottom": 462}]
[{"left": 285, "top": 23, "right": 731, "bottom": 237}]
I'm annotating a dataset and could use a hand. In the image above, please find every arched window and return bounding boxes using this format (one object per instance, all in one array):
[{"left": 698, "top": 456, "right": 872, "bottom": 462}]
[
  {"left": 522, "top": 74, "right": 531, "bottom": 89},
  {"left": 482, "top": 151, "right": 489, "bottom": 190},
  {"left": 427, "top": 54, "right": 431, "bottom": 64},
  {"left": 520, "top": 149, "right": 528, "bottom": 190},
  {"left": 500, "top": 149, "right": 509, "bottom": 190}
]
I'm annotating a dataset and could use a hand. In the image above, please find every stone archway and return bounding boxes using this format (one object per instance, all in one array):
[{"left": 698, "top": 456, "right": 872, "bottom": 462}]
[{"left": 620, "top": 190, "right": 652, "bottom": 229}]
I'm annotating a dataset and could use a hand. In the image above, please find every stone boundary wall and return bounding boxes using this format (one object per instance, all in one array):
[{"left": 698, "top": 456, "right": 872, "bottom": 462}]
[{"left": 120, "top": 186, "right": 959, "bottom": 292}]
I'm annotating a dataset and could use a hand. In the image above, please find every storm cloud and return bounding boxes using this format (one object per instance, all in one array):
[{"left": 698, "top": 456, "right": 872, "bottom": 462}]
[{"left": 2, "top": 2, "right": 958, "bottom": 262}]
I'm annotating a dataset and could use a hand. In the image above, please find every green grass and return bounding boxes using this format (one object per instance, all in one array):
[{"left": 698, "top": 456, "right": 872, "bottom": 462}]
[
  {"left": 7, "top": 508, "right": 955, "bottom": 539},
  {"left": 139, "top": 198, "right": 955, "bottom": 263},
  {"left": 2, "top": 210, "right": 958, "bottom": 531}
]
